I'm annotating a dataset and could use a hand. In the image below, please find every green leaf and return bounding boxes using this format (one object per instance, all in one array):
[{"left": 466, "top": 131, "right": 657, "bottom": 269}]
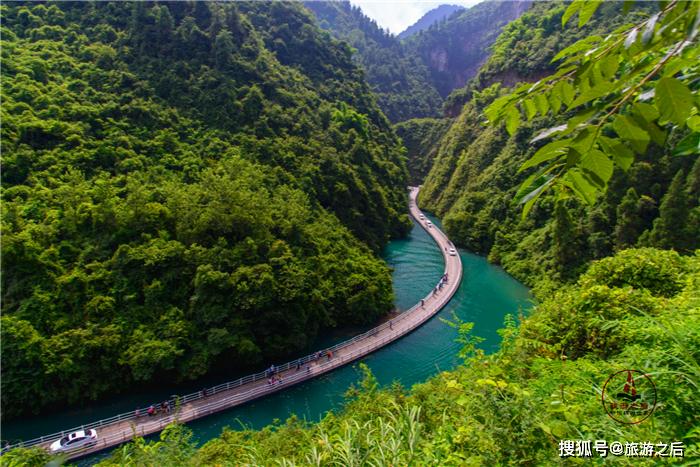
[
  {"left": 515, "top": 171, "right": 543, "bottom": 201},
  {"left": 550, "top": 421, "right": 569, "bottom": 438},
  {"left": 673, "top": 132, "right": 700, "bottom": 156},
  {"left": 580, "top": 149, "right": 614, "bottom": 186},
  {"left": 571, "top": 126, "right": 596, "bottom": 154},
  {"left": 551, "top": 65, "right": 578, "bottom": 80},
  {"left": 655, "top": 77, "right": 694, "bottom": 125},
  {"left": 549, "top": 90, "right": 562, "bottom": 114},
  {"left": 564, "top": 411, "right": 580, "bottom": 425},
  {"left": 562, "top": 1, "right": 582, "bottom": 27},
  {"left": 559, "top": 81, "right": 575, "bottom": 106},
  {"left": 567, "top": 147, "right": 582, "bottom": 168},
  {"left": 523, "top": 99, "right": 537, "bottom": 120},
  {"left": 563, "top": 169, "right": 599, "bottom": 204},
  {"left": 519, "top": 139, "right": 572, "bottom": 173},
  {"left": 688, "top": 115, "right": 700, "bottom": 132},
  {"left": 534, "top": 93, "right": 550, "bottom": 116},
  {"left": 578, "top": 1, "right": 602, "bottom": 27},
  {"left": 568, "top": 108, "right": 597, "bottom": 129},
  {"left": 569, "top": 81, "right": 615, "bottom": 108},
  {"left": 599, "top": 136, "right": 635, "bottom": 170},
  {"left": 484, "top": 94, "right": 513, "bottom": 123},
  {"left": 599, "top": 55, "right": 619, "bottom": 80},
  {"left": 520, "top": 177, "right": 555, "bottom": 220},
  {"left": 505, "top": 106, "right": 521, "bottom": 135},
  {"left": 631, "top": 102, "right": 660, "bottom": 123},
  {"left": 662, "top": 57, "right": 693, "bottom": 78},
  {"left": 551, "top": 36, "right": 602, "bottom": 63},
  {"left": 612, "top": 115, "right": 650, "bottom": 154},
  {"left": 633, "top": 115, "right": 667, "bottom": 146}
]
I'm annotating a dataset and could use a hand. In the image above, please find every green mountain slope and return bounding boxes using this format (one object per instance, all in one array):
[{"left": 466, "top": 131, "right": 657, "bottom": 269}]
[
  {"left": 305, "top": 1, "right": 443, "bottom": 122},
  {"left": 1, "top": 1, "right": 411, "bottom": 417},
  {"left": 394, "top": 117, "right": 452, "bottom": 185},
  {"left": 397, "top": 4, "right": 464, "bottom": 39},
  {"left": 403, "top": 0, "right": 531, "bottom": 98},
  {"left": 86, "top": 2, "right": 698, "bottom": 465}
]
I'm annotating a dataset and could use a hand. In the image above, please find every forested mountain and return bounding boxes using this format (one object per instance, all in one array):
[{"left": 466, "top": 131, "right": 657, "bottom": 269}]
[
  {"left": 402, "top": 0, "right": 531, "bottom": 97},
  {"left": 305, "top": 1, "right": 531, "bottom": 121},
  {"left": 394, "top": 118, "right": 452, "bottom": 184},
  {"left": 1, "top": 1, "right": 412, "bottom": 417},
  {"left": 305, "top": 1, "right": 443, "bottom": 122},
  {"left": 3, "top": 0, "right": 699, "bottom": 465},
  {"left": 418, "top": 0, "right": 699, "bottom": 286},
  {"left": 59, "top": 2, "right": 694, "bottom": 462},
  {"left": 397, "top": 4, "right": 464, "bottom": 39},
  {"left": 73, "top": 248, "right": 696, "bottom": 466}
]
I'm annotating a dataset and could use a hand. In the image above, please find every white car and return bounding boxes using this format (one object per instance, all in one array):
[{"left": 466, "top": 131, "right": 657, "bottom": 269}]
[
  {"left": 419, "top": 214, "right": 425, "bottom": 220},
  {"left": 49, "top": 429, "right": 98, "bottom": 453},
  {"left": 449, "top": 248, "right": 457, "bottom": 256},
  {"left": 426, "top": 220, "right": 432, "bottom": 228}
]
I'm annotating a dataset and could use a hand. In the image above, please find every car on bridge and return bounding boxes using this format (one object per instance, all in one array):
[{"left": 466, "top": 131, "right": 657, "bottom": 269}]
[
  {"left": 419, "top": 214, "right": 425, "bottom": 220},
  {"left": 426, "top": 220, "right": 432, "bottom": 228},
  {"left": 449, "top": 248, "right": 457, "bottom": 256},
  {"left": 49, "top": 429, "right": 98, "bottom": 453}
]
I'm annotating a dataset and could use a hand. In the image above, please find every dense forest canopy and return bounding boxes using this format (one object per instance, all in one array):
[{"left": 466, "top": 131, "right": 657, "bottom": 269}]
[
  {"left": 304, "top": 1, "right": 531, "bottom": 122},
  {"left": 394, "top": 117, "right": 452, "bottom": 185},
  {"left": 402, "top": 0, "right": 531, "bottom": 98},
  {"left": 1, "top": 1, "right": 412, "bottom": 418},
  {"left": 305, "top": 1, "right": 443, "bottom": 122},
  {"left": 2, "top": 0, "right": 699, "bottom": 465}
]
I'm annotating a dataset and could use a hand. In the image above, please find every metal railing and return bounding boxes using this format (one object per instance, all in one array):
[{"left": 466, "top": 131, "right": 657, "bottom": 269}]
[{"left": 1, "top": 194, "right": 461, "bottom": 456}]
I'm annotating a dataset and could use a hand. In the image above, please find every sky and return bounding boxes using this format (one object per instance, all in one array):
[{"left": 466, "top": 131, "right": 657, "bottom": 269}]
[{"left": 349, "top": 1, "right": 479, "bottom": 35}]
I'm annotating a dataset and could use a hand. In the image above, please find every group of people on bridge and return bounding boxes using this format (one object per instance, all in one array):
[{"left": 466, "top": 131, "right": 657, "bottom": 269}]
[
  {"left": 266, "top": 365, "right": 284, "bottom": 385},
  {"left": 135, "top": 399, "right": 173, "bottom": 418},
  {"left": 433, "top": 272, "right": 449, "bottom": 296}
]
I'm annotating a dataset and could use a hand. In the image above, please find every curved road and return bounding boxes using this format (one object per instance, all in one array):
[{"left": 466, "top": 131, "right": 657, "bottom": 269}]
[{"left": 8, "top": 186, "right": 463, "bottom": 460}]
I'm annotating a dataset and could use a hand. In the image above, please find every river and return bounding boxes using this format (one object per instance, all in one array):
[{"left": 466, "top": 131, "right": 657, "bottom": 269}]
[{"left": 2, "top": 215, "right": 532, "bottom": 465}]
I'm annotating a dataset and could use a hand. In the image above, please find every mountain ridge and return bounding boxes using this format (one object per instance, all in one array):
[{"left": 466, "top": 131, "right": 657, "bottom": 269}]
[{"left": 397, "top": 4, "right": 464, "bottom": 39}]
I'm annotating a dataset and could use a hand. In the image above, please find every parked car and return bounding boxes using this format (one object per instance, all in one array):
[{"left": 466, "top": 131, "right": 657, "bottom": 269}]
[
  {"left": 449, "top": 248, "right": 457, "bottom": 256},
  {"left": 49, "top": 429, "right": 98, "bottom": 453}
]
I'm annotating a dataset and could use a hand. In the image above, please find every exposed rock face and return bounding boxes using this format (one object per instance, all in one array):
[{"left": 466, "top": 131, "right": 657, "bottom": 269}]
[
  {"left": 405, "top": 1, "right": 532, "bottom": 97},
  {"left": 429, "top": 48, "right": 449, "bottom": 72}
]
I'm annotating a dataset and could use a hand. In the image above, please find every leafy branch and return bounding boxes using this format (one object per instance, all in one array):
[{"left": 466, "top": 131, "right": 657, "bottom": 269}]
[{"left": 485, "top": 0, "right": 699, "bottom": 218}]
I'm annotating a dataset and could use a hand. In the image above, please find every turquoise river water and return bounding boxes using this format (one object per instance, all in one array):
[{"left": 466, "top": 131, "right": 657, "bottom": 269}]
[{"left": 3, "top": 216, "right": 532, "bottom": 465}]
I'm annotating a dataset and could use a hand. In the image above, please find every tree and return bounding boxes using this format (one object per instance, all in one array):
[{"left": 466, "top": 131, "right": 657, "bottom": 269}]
[
  {"left": 214, "top": 30, "right": 234, "bottom": 70},
  {"left": 552, "top": 200, "right": 580, "bottom": 277},
  {"left": 648, "top": 170, "right": 691, "bottom": 250},
  {"left": 614, "top": 188, "right": 642, "bottom": 249}
]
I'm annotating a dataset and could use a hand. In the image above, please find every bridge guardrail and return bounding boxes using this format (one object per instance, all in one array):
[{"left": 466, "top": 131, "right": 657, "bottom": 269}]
[
  {"left": 1, "top": 292, "right": 434, "bottom": 453},
  {"left": 2, "top": 190, "right": 459, "bottom": 456}
]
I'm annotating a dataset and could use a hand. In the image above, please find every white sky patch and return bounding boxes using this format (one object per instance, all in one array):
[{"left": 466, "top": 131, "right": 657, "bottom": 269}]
[{"left": 349, "top": 0, "right": 479, "bottom": 35}]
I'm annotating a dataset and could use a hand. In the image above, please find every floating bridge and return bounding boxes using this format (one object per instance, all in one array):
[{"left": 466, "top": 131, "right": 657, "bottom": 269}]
[{"left": 3, "top": 186, "right": 463, "bottom": 460}]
